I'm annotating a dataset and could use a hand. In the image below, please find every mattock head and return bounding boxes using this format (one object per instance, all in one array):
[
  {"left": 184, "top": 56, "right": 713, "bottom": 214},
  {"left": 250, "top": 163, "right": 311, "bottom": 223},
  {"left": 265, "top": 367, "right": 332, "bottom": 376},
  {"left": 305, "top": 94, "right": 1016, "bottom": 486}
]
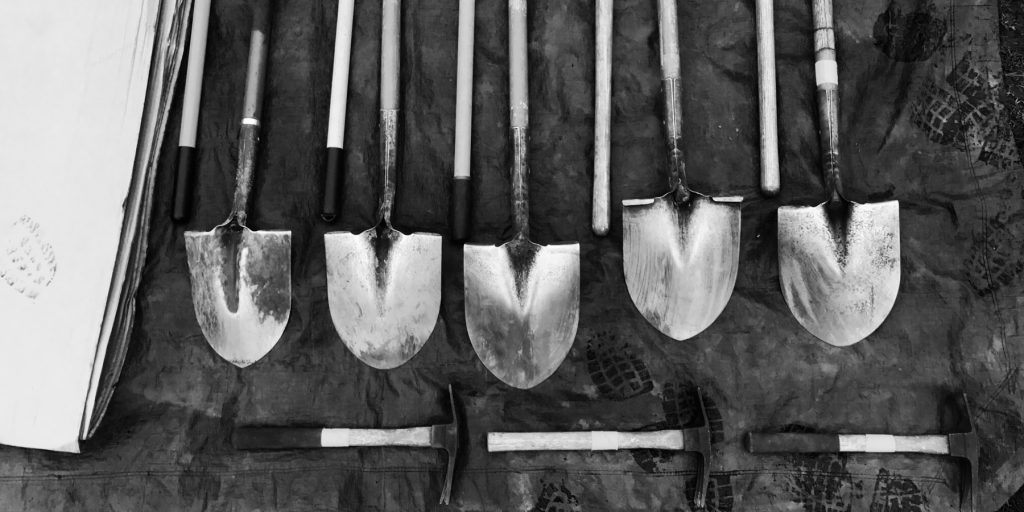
[
  {"left": 945, "top": 393, "right": 979, "bottom": 512},
  {"left": 429, "top": 384, "right": 464, "bottom": 505},
  {"left": 679, "top": 387, "right": 713, "bottom": 510}
]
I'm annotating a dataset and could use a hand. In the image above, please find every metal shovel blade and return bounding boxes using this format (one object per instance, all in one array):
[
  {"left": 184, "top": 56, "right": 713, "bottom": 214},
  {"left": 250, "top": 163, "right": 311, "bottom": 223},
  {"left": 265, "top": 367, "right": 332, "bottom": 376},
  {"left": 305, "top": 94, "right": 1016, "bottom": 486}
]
[
  {"left": 623, "top": 193, "right": 741, "bottom": 340},
  {"left": 185, "top": 225, "right": 291, "bottom": 367},
  {"left": 325, "top": 225, "right": 442, "bottom": 369},
  {"left": 464, "top": 238, "right": 579, "bottom": 389},
  {"left": 778, "top": 200, "right": 900, "bottom": 346}
]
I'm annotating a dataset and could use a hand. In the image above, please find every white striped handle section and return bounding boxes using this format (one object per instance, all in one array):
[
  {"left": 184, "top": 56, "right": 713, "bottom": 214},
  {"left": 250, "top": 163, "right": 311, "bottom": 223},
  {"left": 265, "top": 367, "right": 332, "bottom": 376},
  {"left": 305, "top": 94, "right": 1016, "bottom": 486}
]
[
  {"left": 488, "top": 431, "right": 683, "bottom": 452},
  {"left": 322, "top": 426, "right": 434, "bottom": 448},
  {"left": 838, "top": 434, "right": 950, "bottom": 455}
]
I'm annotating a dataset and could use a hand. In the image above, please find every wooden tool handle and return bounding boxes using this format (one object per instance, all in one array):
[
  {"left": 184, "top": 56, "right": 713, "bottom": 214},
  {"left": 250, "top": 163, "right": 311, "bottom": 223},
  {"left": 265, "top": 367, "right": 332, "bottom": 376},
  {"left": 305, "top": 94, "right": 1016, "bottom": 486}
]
[
  {"left": 755, "top": 0, "right": 779, "bottom": 196},
  {"left": 234, "top": 426, "right": 435, "bottom": 450},
  {"left": 229, "top": 0, "right": 271, "bottom": 226},
  {"left": 592, "top": 0, "right": 612, "bottom": 236},
  {"left": 509, "top": 0, "right": 530, "bottom": 237},
  {"left": 321, "top": 0, "right": 357, "bottom": 222},
  {"left": 488, "top": 431, "right": 684, "bottom": 452},
  {"left": 377, "top": 0, "right": 401, "bottom": 224},
  {"left": 451, "top": 0, "right": 475, "bottom": 241},
  {"left": 657, "top": 0, "right": 688, "bottom": 202},
  {"left": 748, "top": 433, "right": 951, "bottom": 455},
  {"left": 811, "top": 0, "right": 842, "bottom": 205},
  {"left": 172, "top": 0, "right": 213, "bottom": 222}
]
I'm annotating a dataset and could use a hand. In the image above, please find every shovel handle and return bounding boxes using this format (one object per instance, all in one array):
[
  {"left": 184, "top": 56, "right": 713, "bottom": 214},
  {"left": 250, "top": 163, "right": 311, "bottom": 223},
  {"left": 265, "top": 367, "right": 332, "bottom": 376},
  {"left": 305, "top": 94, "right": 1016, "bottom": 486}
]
[
  {"left": 322, "top": 0, "right": 357, "bottom": 222},
  {"left": 657, "top": 0, "right": 688, "bottom": 203},
  {"left": 378, "top": 0, "right": 401, "bottom": 224},
  {"left": 234, "top": 426, "right": 435, "bottom": 450},
  {"left": 747, "top": 433, "right": 950, "bottom": 454},
  {"left": 509, "top": 0, "right": 530, "bottom": 237},
  {"left": 592, "top": 0, "right": 612, "bottom": 236},
  {"left": 229, "top": 0, "right": 271, "bottom": 226},
  {"left": 172, "top": 0, "right": 212, "bottom": 222},
  {"left": 488, "top": 431, "right": 684, "bottom": 452},
  {"left": 811, "top": 0, "right": 842, "bottom": 205},
  {"left": 756, "top": 0, "right": 779, "bottom": 196},
  {"left": 451, "top": 0, "right": 475, "bottom": 241}
]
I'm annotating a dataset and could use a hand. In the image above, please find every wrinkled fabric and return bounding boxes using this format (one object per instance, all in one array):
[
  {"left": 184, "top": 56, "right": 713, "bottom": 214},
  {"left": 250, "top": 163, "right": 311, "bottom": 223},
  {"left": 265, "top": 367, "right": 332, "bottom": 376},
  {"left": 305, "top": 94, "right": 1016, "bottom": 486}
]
[{"left": 2, "top": 0, "right": 1024, "bottom": 510}]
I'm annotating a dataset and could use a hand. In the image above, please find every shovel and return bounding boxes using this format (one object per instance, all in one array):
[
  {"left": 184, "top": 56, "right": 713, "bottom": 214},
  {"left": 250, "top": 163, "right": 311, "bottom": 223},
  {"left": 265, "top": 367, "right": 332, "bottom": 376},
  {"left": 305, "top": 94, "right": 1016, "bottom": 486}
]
[
  {"left": 777, "top": 0, "right": 900, "bottom": 347},
  {"left": 325, "top": 0, "right": 442, "bottom": 370},
  {"left": 185, "top": 0, "right": 291, "bottom": 368},
  {"left": 464, "top": 0, "right": 580, "bottom": 390},
  {"left": 622, "top": 0, "right": 741, "bottom": 341}
]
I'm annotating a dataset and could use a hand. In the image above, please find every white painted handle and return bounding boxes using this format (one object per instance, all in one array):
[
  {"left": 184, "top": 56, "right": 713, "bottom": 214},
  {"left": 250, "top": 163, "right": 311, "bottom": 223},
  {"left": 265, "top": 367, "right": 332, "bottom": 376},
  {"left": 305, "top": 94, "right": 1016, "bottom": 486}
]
[
  {"left": 179, "top": 0, "right": 212, "bottom": 148},
  {"left": 838, "top": 434, "right": 950, "bottom": 455},
  {"left": 327, "top": 0, "right": 356, "bottom": 149},
  {"left": 321, "top": 426, "right": 434, "bottom": 448},
  {"left": 755, "top": 0, "right": 779, "bottom": 195},
  {"left": 592, "top": 0, "right": 612, "bottom": 236},
  {"left": 488, "top": 431, "right": 683, "bottom": 452},
  {"left": 380, "top": 0, "right": 400, "bottom": 111},
  {"left": 453, "top": 0, "right": 475, "bottom": 179},
  {"left": 657, "top": 0, "right": 680, "bottom": 81},
  {"left": 509, "top": 0, "right": 528, "bottom": 129}
]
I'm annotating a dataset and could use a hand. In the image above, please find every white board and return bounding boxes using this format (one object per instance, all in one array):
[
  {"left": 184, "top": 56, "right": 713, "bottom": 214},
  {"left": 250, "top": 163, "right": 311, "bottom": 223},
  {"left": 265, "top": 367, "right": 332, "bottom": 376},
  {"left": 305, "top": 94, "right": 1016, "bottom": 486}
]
[{"left": 0, "top": 0, "right": 161, "bottom": 452}]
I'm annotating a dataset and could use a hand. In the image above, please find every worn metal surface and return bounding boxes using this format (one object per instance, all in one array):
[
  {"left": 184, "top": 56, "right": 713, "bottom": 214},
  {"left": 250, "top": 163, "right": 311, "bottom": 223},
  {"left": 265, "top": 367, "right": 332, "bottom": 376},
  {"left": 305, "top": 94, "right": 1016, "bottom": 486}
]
[
  {"left": 778, "top": 200, "right": 900, "bottom": 347},
  {"left": 185, "top": 225, "right": 291, "bottom": 367},
  {"left": 623, "top": 193, "right": 741, "bottom": 341},
  {"left": 465, "top": 237, "right": 580, "bottom": 389}
]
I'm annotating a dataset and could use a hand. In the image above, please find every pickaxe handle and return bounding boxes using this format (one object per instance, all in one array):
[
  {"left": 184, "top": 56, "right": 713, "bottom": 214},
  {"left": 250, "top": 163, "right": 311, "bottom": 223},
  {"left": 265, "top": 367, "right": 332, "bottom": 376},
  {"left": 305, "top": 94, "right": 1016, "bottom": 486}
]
[
  {"left": 488, "top": 430, "right": 683, "bottom": 452},
  {"left": 748, "top": 433, "right": 951, "bottom": 455},
  {"left": 234, "top": 426, "right": 435, "bottom": 450}
]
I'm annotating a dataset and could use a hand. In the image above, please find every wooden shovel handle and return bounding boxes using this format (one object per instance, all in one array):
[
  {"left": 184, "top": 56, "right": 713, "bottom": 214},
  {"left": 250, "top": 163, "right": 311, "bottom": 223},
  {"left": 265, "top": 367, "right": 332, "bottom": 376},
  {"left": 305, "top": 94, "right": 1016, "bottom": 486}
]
[
  {"left": 657, "top": 0, "right": 688, "bottom": 203},
  {"left": 451, "top": 0, "right": 475, "bottom": 241},
  {"left": 756, "top": 0, "right": 779, "bottom": 196},
  {"left": 321, "top": 0, "right": 357, "bottom": 222},
  {"left": 509, "top": 0, "right": 530, "bottom": 237},
  {"left": 811, "top": 0, "right": 843, "bottom": 205},
  {"left": 592, "top": 0, "right": 612, "bottom": 236},
  {"left": 488, "top": 431, "right": 684, "bottom": 452},
  {"left": 172, "top": 0, "right": 212, "bottom": 222},
  {"left": 229, "top": 0, "right": 271, "bottom": 226},
  {"left": 378, "top": 0, "right": 401, "bottom": 224}
]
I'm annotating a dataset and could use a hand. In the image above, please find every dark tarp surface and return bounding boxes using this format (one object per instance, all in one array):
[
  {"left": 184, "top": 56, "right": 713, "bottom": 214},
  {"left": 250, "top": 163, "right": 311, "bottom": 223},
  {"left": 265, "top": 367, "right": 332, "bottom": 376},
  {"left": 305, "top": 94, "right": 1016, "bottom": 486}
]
[{"left": 3, "top": 0, "right": 1024, "bottom": 510}]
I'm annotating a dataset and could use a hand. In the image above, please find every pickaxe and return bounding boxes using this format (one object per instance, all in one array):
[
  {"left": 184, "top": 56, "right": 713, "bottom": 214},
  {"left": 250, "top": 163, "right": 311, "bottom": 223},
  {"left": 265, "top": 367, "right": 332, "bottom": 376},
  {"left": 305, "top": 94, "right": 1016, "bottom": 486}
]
[
  {"left": 233, "top": 385, "right": 464, "bottom": 504},
  {"left": 747, "top": 393, "right": 979, "bottom": 512},
  {"left": 488, "top": 388, "right": 713, "bottom": 509}
]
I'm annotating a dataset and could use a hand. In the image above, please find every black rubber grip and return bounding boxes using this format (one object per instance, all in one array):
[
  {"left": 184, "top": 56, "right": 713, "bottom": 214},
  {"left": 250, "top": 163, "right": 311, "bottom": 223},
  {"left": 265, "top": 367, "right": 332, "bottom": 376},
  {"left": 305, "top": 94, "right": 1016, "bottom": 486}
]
[
  {"left": 321, "top": 147, "right": 345, "bottom": 222},
  {"left": 747, "top": 433, "right": 841, "bottom": 453},
  {"left": 451, "top": 176, "right": 471, "bottom": 241},
  {"left": 233, "top": 427, "right": 324, "bottom": 450},
  {"left": 172, "top": 146, "right": 197, "bottom": 222}
]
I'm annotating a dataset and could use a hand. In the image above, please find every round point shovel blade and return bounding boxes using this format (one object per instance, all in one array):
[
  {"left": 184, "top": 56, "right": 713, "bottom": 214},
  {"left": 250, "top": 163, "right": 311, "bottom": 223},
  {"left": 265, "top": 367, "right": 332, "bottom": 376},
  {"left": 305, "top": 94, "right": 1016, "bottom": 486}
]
[
  {"left": 622, "top": 193, "right": 741, "bottom": 340},
  {"left": 184, "top": 226, "right": 292, "bottom": 367},
  {"left": 464, "top": 238, "right": 580, "bottom": 389},
  {"left": 778, "top": 200, "right": 900, "bottom": 346},
  {"left": 325, "top": 226, "right": 442, "bottom": 369}
]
